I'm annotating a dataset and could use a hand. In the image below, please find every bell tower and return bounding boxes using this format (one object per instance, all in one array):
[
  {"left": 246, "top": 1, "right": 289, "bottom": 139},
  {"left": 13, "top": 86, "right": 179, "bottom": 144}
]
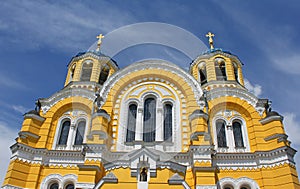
[
  {"left": 64, "top": 34, "right": 119, "bottom": 88},
  {"left": 190, "top": 32, "right": 245, "bottom": 90}
]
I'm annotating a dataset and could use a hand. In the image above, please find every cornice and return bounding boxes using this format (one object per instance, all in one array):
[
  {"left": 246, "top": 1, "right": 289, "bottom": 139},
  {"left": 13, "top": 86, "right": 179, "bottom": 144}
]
[{"left": 260, "top": 114, "right": 284, "bottom": 125}]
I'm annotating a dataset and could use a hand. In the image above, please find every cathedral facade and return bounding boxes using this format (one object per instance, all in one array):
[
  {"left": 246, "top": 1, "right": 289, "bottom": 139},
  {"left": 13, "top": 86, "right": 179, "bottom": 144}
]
[{"left": 2, "top": 34, "right": 300, "bottom": 189}]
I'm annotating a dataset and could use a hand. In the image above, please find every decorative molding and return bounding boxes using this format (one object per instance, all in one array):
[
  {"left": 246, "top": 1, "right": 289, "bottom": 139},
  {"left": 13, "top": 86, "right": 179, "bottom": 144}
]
[
  {"left": 100, "top": 60, "right": 203, "bottom": 106},
  {"left": 206, "top": 87, "right": 257, "bottom": 107},
  {"left": 102, "top": 172, "right": 118, "bottom": 183},
  {"left": 213, "top": 146, "right": 297, "bottom": 170},
  {"left": 40, "top": 174, "right": 77, "bottom": 189},
  {"left": 69, "top": 51, "right": 119, "bottom": 70},
  {"left": 92, "top": 111, "right": 111, "bottom": 122},
  {"left": 75, "top": 183, "right": 95, "bottom": 189},
  {"left": 191, "top": 49, "right": 243, "bottom": 70},
  {"left": 189, "top": 110, "right": 208, "bottom": 121},
  {"left": 168, "top": 173, "right": 184, "bottom": 185},
  {"left": 265, "top": 133, "right": 289, "bottom": 143},
  {"left": 1, "top": 185, "right": 23, "bottom": 189},
  {"left": 260, "top": 114, "right": 284, "bottom": 125},
  {"left": 24, "top": 113, "right": 45, "bottom": 122},
  {"left": 39, "top": 87, "right": 95, "bottom": 114},
  {"left": 18, "top": 131, "right": 40, "bottom": 140},
  {"left": 217, "top": 177, "right": 260, "bottom": 189}
]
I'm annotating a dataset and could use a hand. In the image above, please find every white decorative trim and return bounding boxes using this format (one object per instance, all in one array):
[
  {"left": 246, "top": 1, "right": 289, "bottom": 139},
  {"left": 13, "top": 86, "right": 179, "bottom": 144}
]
[
  {"left": 1, "top": 185, "right": 24, "bottom": 189},
  {"left": 213, "top": 146, "right": 296, "bottom": 170},
  {"left": 40, "top": 174, "right": 77, "bottom": 189},
  {"left": 100, "top": 60, "right": 202, "bottom": 106},
  {"left": 40, "top": 87, "right": 95, "bottom": 114},
  {"left": 75, "top": 183, "right": 95, "bottom": 189},
  {"left": 117, "top": 81, "right": 182, "bottom": 152},
  {"left": 52, "top": 111, "right": 88, "bottom": 150}
]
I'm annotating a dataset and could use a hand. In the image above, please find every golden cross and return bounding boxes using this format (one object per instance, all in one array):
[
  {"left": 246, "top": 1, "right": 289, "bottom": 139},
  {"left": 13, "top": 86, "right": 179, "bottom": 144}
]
[
  {"left": 96, "top": 33, "right": 105, "bottom": 51},
  {"left": 206, "top": 32, "right": 215, "bottom": 50}
]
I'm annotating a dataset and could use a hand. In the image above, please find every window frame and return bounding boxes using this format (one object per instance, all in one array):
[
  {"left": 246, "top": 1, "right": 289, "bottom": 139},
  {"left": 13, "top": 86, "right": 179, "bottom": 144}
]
[
  {"left": 125, "top": 103, "right": 138, "bottom": 143},
  {"left": 163, "top": 102, "right": 173, "bottom": 142},
  {"left": 57, "top": 118, "right": 71, "bottom": 146},
  {"left": 213, "top": 114, "right": 249, "bottom": 152},
  {"left": 215, "top": 58, "right": 227, "bottom": 81},
  {"left": 80, "top": 60, "right": 93, "bottom": 82},
  {"left": 198, "top": 62, "right": 207, "bottom": 85},
  {"left": 143, "top": 97, "right": 157, "bottom": 143},
  {"left": 73, "top": 119, "right": 87, "bottom": 146}
]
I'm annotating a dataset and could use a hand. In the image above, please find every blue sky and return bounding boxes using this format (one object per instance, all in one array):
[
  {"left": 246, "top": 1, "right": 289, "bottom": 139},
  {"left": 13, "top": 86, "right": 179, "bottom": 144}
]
[{"left": 0, "top": 0, "right": 300, "bottom": 183}]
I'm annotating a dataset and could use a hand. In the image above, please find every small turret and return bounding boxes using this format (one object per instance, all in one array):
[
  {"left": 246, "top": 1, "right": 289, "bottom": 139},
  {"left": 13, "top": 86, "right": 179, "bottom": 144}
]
[{"left": 190, "top": 33, "right": 245, "bottom": 89}]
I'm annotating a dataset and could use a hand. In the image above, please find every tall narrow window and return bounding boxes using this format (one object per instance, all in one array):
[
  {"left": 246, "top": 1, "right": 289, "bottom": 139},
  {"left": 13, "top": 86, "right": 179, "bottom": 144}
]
[
  {"left": 143, "top": 98, "right": 156, "bottom": 142},
  {"left": 99, "top": 64, "right": 110, "bottom": 85},
  {"left": 126, "top": 104, "right": 137, "bottom": 142},
  {"left": 215, "top": 58, "right": 227, "bottom": 81},
  {"left": 58, "top": 120, "right": 70, "bottom": 145},
  {"left": 163, "top": 104, "right": 172, "bottom": 141},
  {"left": 216, "top": 120, "right": 227, "bottom": 147},
  {"left": 233, "top": 62, "right": 239, "bottom": 83},
  {"left": 69, "top": 64, "right": 76, "bottom": 82},
  {"left": 233, "top": 121, "right": 244, "bottom": 147},
  {"left": 80, "top": 61, "right": 93, "bottom": 81},
  {"left": 74, "top": 120, "right": 86, "bottom": 145},
  {"left": 199, "top": 62, "right": 207, "bottom": 85}
]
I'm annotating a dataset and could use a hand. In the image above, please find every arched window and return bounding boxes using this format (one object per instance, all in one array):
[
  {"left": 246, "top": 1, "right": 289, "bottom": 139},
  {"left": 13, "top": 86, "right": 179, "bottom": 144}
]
[
  {"left": 198, "top": 62, "right": 207, "bottom": 85},
  {"left": 143, "top": 98, "right": 156, "bottom": 142},
  {"left": 58, "top": 120, "right": 71, "bottom": 145},
  {"left": 49, "top": 183, "right": 59, "bottom": 189},
  {"left": 233, "top": 121, "right": 244, "bottom": 147},
  {"left": 74, "top": 120, "right": 86, "bottom": 145},
  {"left": 69, "top": 64, "right": 76, "bottom": 82},
  {"left": 99, "top": 64, "right": 110, "bottom": 85},
  {"left": 65, "top": 184, "right": 74, "bottom": 189},
  {"left": 126, "top": 104, "right": 137, "bottom": 142},
  {"left": 216, "top": 120, "right": 227, "bottom": 147},
  {"left": 163, "top": 104, "right": 172, "bottom": 141},
  {"left": 80, "top": 61, "right": 93, "bottom": 81},
  {"left": 215, "top": 58, "right": 227, "bottom": 81},
  {"left": 233, "top": 62, "right": 239, "bottom": 83}
]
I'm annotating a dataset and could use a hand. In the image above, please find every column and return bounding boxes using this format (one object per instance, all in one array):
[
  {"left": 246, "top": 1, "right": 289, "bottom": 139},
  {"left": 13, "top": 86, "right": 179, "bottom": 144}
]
[
  {"left": 135, "top": 107, "right": 143, "bottom": 141},
  {"left": 67, "top": 123, "right": 76, "bottom": 150}
]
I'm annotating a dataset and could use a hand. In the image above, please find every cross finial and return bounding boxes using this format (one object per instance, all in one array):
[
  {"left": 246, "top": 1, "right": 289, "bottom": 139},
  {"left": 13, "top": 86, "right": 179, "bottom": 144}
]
[
  {"left": 206, "top": 32, "right": 215, "bottom": 50},
  {"left": 96, "top": 33, "right": 105, "bottom": 51}
]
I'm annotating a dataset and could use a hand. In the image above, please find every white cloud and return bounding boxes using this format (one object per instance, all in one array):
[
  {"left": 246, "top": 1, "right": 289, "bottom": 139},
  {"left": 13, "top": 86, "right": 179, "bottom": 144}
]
[
  {"left": 215, "top": 2, "right": 299, "bottom": 75},
  {"left": 283, "top": 112, "right": 300, "bottom": 173},
  {"left": 0, "top": 122, "right": 17, "bottom": 183},
  {"left": 11, "top": 105, "right": 29, "bottom": 115},
  {"left": 244, "top": 78, "right": 262, "bottom": 96},
  {"left": 283, "top": 113, "right": 300, "bottom": 146},
  {"left": 272, "top": 54, "right": 300, "bottom": 75},
  {"left": 0, "top": 74, "right": 27, "bottom": 90},
  {"left": 0, "top": 1, "right": 137, "bottom": 52}
]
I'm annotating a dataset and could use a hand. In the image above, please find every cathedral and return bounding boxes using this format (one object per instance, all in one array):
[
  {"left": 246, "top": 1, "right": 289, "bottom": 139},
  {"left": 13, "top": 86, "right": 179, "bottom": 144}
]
[{"left": 2, "top": 32, "right": 300, "bottom": 189}]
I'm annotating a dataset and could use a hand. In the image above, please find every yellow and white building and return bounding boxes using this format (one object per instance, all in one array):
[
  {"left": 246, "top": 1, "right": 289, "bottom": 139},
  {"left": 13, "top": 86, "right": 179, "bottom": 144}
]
[{"left": 2, "top": 34, "right": 300, "bottom": 189}]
